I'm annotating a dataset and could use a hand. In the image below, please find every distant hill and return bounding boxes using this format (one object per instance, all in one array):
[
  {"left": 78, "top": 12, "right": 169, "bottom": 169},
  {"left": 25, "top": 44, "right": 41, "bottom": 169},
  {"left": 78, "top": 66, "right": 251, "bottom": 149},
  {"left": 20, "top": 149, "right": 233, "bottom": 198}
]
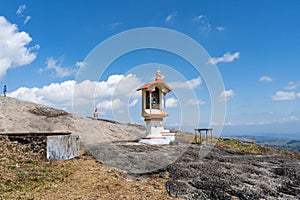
[{"left": 230, "top": 135, "right": 300, "bottom": 153}]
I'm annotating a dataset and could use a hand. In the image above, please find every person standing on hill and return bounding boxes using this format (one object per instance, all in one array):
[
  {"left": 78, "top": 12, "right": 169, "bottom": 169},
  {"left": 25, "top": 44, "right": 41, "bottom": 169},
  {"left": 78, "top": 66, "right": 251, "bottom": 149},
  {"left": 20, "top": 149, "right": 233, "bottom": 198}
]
[
  {"left": 3, "top": 85, "right": 7, "bottom": 97},
  {"left": 93, "top": 106, "right": 98, "bottom": 119}
]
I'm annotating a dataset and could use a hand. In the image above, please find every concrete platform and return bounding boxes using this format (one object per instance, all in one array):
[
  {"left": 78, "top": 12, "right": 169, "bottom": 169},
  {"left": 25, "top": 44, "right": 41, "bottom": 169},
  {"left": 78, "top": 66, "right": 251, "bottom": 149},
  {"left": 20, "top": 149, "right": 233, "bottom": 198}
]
[{"left": 139, "top": 133, "right": 176, "bottom": 145}]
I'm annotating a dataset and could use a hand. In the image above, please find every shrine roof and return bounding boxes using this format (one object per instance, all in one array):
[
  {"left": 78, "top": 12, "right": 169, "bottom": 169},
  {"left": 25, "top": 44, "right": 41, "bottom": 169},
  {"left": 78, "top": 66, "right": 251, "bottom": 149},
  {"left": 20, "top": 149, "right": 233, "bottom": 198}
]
[
  {"left": 137, "top": 67, "right": 172, "bottom": 92},
  {"left": 136, "top": 79, "right": 172, "bottom": 92}
]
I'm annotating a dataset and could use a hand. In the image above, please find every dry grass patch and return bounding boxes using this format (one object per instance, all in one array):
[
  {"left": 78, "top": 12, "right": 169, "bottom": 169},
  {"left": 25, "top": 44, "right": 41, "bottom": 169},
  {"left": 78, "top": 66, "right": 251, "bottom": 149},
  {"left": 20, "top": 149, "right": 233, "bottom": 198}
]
[
  {"left": 217, "top": 138, "right": 300, "bottom": 159},
  {"left": 0, "top": 136, "right": 175, "bottom": 200}
]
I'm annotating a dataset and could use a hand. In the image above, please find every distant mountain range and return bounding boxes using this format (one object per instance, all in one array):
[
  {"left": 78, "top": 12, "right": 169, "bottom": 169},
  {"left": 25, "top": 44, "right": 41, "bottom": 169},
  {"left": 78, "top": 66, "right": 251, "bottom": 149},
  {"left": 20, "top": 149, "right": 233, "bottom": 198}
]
[{"left": 227, "top": 135, "right": 300, "bottom": 153}]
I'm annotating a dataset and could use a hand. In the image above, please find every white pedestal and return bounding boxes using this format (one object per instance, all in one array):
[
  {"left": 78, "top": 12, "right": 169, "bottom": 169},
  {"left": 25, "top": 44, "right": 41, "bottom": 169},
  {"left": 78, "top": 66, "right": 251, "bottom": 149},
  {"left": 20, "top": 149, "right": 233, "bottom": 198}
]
[{"left": 139, "top": 119, "right": 176, "bottom": 145}]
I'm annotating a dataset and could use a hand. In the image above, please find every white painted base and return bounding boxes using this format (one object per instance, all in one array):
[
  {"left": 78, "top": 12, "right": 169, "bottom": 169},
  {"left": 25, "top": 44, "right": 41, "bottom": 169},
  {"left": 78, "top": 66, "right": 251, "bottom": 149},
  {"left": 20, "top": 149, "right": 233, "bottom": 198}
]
[
  {"left": 162, "top": 132, "right": 176, "bottom": 142},
  {"left": 145, "top": 120, "right": 162, "bottom": 138},
  {"left": 141, "top": 118, "right": 176, "bottom": 145},
  {"left": 139, "top": 137, "right": 170, "bottom": 145},
  {"left": 139, "top": 132, "right": 176, "bottom": 145}
]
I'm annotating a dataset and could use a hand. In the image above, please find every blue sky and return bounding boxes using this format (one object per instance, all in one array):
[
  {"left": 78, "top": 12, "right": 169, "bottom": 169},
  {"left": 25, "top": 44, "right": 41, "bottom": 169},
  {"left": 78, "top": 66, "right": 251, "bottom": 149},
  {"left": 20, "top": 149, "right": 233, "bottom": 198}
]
[{"left": 0, "top": 1, "right": 300, "bottom": 138}]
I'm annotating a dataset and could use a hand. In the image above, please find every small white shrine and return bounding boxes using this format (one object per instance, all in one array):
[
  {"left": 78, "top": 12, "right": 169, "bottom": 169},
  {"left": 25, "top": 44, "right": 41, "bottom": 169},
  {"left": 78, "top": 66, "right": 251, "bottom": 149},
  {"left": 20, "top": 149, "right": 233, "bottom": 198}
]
[{"left": 137, "top": 68, "right": 176, "bottom": 144}]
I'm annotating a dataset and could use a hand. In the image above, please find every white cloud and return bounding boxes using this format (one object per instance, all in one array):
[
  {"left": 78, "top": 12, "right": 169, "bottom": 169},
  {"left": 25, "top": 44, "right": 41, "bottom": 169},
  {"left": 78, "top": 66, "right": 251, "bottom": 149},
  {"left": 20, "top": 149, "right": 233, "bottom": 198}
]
[
  {"left": 169, "top": 77, "right": 201, "bottom": 89},
  {"left": 200, "top": 24, "right": 211, "bottom": 32},
  {"left": 216, "top": 116, "right": 300, "bottom": 127},
  {"left": 224, "top": 122, "right": 233, "bottom": 126},
  {"left": 259, "top": 76, "right": 273, "bottom": 82},
  {"left": 193, "top": 15, "right": 205, "bottom": 22},
  {"left": 44, "top": 57, "right": 76, "bottom": 78},
  {"left": 214, "top": 120, "right": 275, "bottom": 127},
  {"left": 76, "top": 74, "right": 142, "bottom": 102},
  {"left": 9, "top": 86, "right": 45, "bottom": 104},
  {"left": 24, "top": 16, "right": 31, "bottom": 24},
  {"left": 165, "top": 11, "right": 177, "bottom": 23},
  {"left": 107, "top": 74, "right": 124, "bottom": 84},
  {"left": 272, "top": 91, "right": 296, "bottom": 101},
  {"left": 186, "top": 99, "right": 206, "bottom": 105},
  {"left": 241, "top": 121, "right": 272, "bottom": 126},
  {"left": 0, "top": 16, "right": 37, "bottom": 80},
  {"left": 208, "top": 52, "right": 240, "bottom": 65},
  {"left": 279, "top": 115, "right": 300, "bottom": 123},
  {"left": 216, "top": 26, "right": 225, "bottom": 31},
  {"left": 9, "top": 80, "right": 75, "bottom": 108},
  {"left": 75, "top": 61, "right": 87, "bottom": 69},
  {"left": 16, "top": 5, "right": 31, "bottom": 25},
  {"left": 211, "top": 121, "right": 235, "bottom": 126},
  {"left": 16, "top": 5, "right": 26, "bottom": 15},
  {"left": 110, "top": 22, "right": 122, "bottom": 29},
  {"left": 285, "top": 81, "right": 300, "bottom": 90},
  {"left": 297, "top": 93, "right": 300, "bottom": 98},
  {"left": 110, "top": 74, "right": 142, "bottom": 98},
  {"left": 128, "top": 99, "right": 138, "bottom": 107},
  {"left": 97, "top": 98, "right": 124, "bottom": 110},
  {"left": 186, "top": 77, "right": 201, "bottom": 88},
  {"left": 193, "top": 15, "right": 211, "bottom": 32},
  {"left": 166, "top": 97, "right": 178, "bottom": 108},
  {"left": 219, "top": 90, "right": 235, "bottom": 102},
  {"left": 8, "top": 74, "right": 142, "bottom": 112},
  {"left": 289, "top": 115, "right": 300, "bottom": 121},
  {"left": 29, "top": 44, "right": 40, "bottom": 51}
]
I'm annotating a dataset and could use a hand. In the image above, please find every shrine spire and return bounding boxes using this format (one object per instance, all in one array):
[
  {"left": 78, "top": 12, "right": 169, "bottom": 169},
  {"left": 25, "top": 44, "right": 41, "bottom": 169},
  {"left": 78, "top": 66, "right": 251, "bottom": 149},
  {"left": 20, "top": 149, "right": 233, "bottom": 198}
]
[{"left": 155, "top": 66, "right": 162, "bottom": 81}]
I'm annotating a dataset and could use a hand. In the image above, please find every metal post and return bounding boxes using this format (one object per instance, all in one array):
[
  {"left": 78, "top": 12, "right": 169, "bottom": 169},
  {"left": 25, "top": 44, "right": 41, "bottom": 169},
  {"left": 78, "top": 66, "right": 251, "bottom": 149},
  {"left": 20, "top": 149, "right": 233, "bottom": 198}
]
[
  {"left": 206, "top": 130, "right": 208, "bottom": 144},
  {"left": 199, "top": 130, "right": 202, "bottom": 145},
  {"left": 163, "top": 93, "right": 166, "bottom": 113},
  {"left": 149, "top": 91, "right": 152, "bottom": 115}
]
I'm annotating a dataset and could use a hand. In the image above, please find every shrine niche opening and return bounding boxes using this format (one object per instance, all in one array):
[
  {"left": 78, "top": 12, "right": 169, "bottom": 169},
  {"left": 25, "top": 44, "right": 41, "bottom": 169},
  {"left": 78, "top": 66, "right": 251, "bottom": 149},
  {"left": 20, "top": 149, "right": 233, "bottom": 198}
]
[{"left": 146, "top": 87, "right": 160, "bottom": 109}]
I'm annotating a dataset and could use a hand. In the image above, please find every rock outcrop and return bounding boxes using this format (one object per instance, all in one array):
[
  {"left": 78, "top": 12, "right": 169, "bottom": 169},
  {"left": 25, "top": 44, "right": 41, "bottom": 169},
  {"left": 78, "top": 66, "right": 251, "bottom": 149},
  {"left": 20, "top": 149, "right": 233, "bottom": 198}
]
[
  {"left": 1, "top": 96, "right": 299, "bottom": 200},
  {"left": 166, "top": 145, "right": 300, "bottom": 200},
  {"left": 0, "top": 96, "right": 145, "bottom": 143}
]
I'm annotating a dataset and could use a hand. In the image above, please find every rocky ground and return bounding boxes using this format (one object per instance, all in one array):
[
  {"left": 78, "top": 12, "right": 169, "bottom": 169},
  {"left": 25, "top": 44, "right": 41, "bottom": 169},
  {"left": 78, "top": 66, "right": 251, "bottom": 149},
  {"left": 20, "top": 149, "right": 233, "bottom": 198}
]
[
  {"left": 88, "top": 140, "right": 300, "bottom": 200},
  {"left": 0, "top": 96, "right": 145, "bottom": 144},
  {"left": 165, "top": 145, "right": 300, "bottom": 200},
  {"left": 1, "top": 96, "right": 300, "bottom": 200}
]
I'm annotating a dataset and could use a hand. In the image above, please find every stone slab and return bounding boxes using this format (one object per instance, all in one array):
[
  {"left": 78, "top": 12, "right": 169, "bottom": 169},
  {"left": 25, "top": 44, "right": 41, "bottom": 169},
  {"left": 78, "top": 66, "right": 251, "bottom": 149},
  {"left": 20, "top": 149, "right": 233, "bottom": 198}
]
[{"left": 46, "top": 135, "right": 80, "bottom": 160}]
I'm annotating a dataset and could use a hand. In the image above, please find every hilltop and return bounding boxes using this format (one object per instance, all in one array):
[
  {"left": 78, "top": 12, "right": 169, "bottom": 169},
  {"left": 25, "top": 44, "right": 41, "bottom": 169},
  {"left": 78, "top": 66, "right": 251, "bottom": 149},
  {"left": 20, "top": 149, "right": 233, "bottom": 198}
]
[
  {"left": 0, "top": 96, "right": 299, "bottom": 200},
  {"left": 0, "top": 96, "right": 172, "bottom": 199},
  {"left": 0, "top": 96, "right": 145, "bottom": 144}
]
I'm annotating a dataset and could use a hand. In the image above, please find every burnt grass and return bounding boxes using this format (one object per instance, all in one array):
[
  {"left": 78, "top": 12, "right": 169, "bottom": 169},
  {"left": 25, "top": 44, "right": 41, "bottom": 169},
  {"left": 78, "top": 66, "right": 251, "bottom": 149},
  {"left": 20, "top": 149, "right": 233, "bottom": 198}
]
[{"left": 165, "top": 145, "right": 300, "bottom": 200}]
